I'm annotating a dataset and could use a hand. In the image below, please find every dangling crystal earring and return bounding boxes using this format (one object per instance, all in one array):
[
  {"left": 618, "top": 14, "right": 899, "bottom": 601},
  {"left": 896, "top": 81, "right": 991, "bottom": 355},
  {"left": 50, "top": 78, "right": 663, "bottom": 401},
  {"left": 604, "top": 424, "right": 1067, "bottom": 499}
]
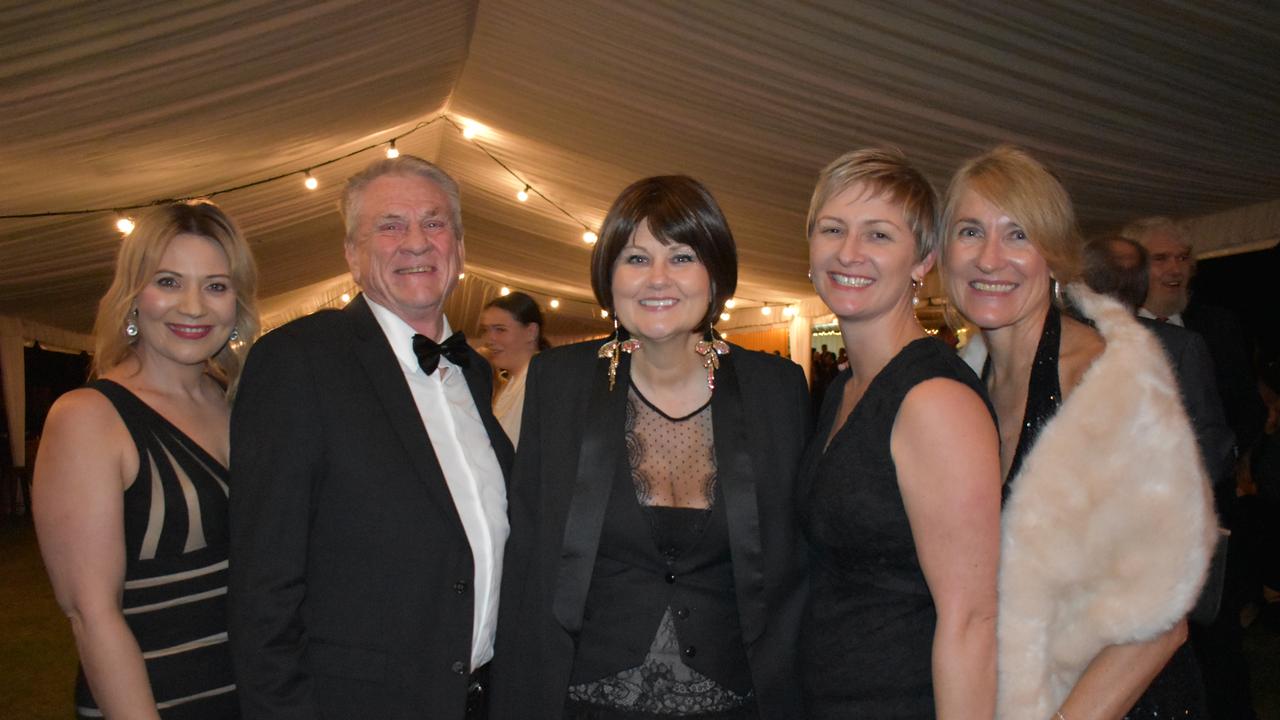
[
  {"left": 229, "top": 327, "right": 240, "bottom": 342},
  {"left": 694, "top": 325, "right": 731, "bottom": 392},
  {"left": 911, "top": 276, "right": 923, "bottom": 308},
  {"left": 597, "top": 317, "right": 640, "bottom": 391},
  {"left": 124, "top": 309, "right": 139, "bottom": 338}
]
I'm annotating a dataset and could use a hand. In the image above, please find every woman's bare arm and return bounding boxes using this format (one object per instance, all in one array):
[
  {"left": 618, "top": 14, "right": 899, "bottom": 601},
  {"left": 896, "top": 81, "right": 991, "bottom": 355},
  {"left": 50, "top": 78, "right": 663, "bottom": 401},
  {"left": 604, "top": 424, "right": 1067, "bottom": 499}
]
[
  {"left": 33, "top": 389, "right": 162, "bottom": 720},
  {"left": 1053, "top": 620, "right": 1186, "bottom": 720},
  {"left": 893, "top": 378, "right": 1003, "bottom": 720}
]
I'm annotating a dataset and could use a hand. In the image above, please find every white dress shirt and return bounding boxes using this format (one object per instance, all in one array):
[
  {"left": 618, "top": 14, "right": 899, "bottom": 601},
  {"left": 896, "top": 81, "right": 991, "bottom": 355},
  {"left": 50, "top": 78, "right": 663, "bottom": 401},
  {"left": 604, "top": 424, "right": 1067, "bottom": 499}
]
[
  {"left": 1138, "top": 306, "right": 1185, "bottom": 327},
  {"left": 366, "top": 298, "right": 509, "bottom": 671}
]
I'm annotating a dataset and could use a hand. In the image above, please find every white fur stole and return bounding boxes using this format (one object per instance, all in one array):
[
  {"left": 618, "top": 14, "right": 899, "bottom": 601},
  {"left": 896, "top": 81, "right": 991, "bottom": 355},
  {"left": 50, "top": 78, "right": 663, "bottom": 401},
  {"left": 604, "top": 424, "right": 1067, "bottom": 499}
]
[{"left": 996, "top": 285, "right": 1216, "bottom": 719}]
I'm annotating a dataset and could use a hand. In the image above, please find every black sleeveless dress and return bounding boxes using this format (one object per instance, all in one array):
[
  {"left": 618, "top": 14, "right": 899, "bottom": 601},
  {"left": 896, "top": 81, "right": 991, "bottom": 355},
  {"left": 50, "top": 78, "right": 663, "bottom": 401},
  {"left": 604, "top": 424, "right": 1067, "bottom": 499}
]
[
  {"left": 75, "top": 380, "right": 239, "bottom": 719},
  {"left": 799, "top": 337, "right": 994, "bottom": 719},
  {"left": 997, "top": 307, "right": 1208, "bottom": 719}
]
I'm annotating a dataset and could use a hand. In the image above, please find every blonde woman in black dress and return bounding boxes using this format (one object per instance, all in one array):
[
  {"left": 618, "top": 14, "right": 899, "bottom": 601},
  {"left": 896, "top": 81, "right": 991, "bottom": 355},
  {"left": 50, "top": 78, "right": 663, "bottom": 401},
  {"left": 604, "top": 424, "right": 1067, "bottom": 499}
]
[
  {"left": 942, "top": 146, "right": 1213, "bottom": 719},
  {"left": 798, "top": 149, "right": 1002, "bottom": 719},
  {"left": 34, "top": 201, "right": 258, "bottom": 719}
]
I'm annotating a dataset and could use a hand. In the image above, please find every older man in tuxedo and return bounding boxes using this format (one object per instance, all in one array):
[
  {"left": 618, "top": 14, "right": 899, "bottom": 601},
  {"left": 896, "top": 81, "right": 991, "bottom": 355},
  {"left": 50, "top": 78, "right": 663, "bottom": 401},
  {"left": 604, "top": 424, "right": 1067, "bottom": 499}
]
[
  {"left": 1082, "top": 236, "right": 1235, "bottom": 486},
  {"left": 1084, "top": 233, "right": 1262, "bottom": 720},
  {"left": 230, "top": 156, "right": 512, "bottom": 720},
  {"left": 1121, "top": 217, "right": 1265, "bottom": 454}
]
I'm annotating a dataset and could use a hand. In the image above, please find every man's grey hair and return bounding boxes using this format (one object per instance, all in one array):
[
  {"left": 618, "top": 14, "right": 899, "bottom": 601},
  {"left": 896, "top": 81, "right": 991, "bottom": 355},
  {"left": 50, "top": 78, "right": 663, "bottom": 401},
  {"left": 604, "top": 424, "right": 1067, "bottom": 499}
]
[
  {"left": 339, "top": 155, "right": 464, "bottom": 245},
  {"left": 1119, "top": 216, "right": 1191, "bottom": 252}
]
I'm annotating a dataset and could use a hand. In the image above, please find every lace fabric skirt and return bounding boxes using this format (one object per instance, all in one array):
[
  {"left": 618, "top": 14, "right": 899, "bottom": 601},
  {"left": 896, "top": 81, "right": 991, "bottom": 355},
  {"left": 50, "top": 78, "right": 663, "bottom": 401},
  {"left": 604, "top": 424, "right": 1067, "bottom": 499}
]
[{"left": 566, "top": 608, "right": 753, "bottom": 718}]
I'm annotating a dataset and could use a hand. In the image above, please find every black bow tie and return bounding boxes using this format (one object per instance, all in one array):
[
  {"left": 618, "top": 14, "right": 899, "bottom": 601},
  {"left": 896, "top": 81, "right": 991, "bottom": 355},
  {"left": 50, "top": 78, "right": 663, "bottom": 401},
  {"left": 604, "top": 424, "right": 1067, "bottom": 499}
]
[{"left": 412, "top": 331, "right": 471, "bottom": 375}]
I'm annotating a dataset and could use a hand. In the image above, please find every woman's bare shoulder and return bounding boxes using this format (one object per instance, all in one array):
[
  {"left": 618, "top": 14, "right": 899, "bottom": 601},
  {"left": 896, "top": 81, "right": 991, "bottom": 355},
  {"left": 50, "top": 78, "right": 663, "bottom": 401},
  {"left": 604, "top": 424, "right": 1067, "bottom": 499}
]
[
  {"left": 40, "top": 386, "right": 132, "bottom": 466},
  {"left": 1059, "top": 314, "right": 1105, "bottom": 397}
]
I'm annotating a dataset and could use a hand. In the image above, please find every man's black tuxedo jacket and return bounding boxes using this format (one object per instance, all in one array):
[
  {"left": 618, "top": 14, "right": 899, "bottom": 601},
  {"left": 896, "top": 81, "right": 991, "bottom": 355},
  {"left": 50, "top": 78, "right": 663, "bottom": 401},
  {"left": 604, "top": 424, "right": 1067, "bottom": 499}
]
[
  {"left": 1140, "top": 318, "right": 1236, "bottom": 496},
  {"left": 490, "top": 341, "right": 810, "bottom": 719},
  {"left": 229, "top": 295, "right": 513, "bottom": 720}
]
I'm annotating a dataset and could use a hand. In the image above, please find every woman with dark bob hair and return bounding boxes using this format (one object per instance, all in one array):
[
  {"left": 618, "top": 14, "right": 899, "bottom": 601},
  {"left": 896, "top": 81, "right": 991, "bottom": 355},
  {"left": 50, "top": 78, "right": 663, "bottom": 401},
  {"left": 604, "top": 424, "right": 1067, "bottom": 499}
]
[
  {"left": 942, "top": 146, "right": 1215, "bottom": 719},
  {"left": 34, "top": 200, "right": 259, "bottom": 718},
  {"left": 493, "top": 176, "right": 809, "bottom": 719}
]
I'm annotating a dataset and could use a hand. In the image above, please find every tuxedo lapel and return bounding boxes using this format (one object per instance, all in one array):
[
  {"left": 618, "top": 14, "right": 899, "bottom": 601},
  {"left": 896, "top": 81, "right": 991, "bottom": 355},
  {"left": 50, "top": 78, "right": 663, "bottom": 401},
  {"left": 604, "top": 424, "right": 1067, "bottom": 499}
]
[
  {"left": 711, "top": 353, "right": 767, "bottom": 645},
  {"left": 345, "top": 295, "right": 466, "bottom": 534},
  {"left": 551, "top": 351, "right": 628, "bottom": 635},
  {"left": 460, "top": 345, "right": 515, "bottom": 480}
]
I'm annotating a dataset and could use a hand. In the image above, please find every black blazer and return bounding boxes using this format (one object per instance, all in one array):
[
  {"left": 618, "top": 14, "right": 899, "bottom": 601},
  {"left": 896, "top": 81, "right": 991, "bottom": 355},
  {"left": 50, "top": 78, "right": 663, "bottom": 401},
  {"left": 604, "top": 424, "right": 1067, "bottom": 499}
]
[
  {"left": 491, "top": 341, "right": 810, "bottom": 719},
  {"left": 1140, "top": 318, "right": 1236, "bottom": 496},
  {"left": 229, "top": 295, "right": 513, "bottom": 720}
]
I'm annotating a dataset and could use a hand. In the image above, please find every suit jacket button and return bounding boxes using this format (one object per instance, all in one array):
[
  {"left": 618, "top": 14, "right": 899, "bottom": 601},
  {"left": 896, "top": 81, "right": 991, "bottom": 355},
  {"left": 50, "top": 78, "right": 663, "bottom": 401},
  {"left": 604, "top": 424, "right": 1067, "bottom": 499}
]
[
  {"left": 452, "top": 660, "right": 467, "bottom": 675},
  {"left": 664, "top": 572, "right": 676, "bottom": 584},
  {"left": 675, "top": 607, "right": 689, "bottom": 620},
  {"left": 454, "top": 580, "right": 468, "bottom": 594},
  {"left": 682, "top": 645, "right": 696, "bottom": 658}
]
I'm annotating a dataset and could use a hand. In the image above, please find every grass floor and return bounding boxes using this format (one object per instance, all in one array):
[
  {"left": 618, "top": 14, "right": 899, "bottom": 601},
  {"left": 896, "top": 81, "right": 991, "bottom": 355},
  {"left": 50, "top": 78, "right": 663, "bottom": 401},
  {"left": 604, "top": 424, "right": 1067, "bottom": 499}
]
[
  {"left": 0, "top": 517, "right": 76, "bottom": 719},
  {"left": 1, "top": 514, "right": 1277, "bottom": 718}
]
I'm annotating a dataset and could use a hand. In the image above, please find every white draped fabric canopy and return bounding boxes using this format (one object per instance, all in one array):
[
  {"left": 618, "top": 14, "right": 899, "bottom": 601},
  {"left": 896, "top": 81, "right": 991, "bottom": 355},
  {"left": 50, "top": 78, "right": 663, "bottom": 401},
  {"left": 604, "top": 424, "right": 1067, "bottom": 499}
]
[{"left": 2, "top": 1, "right": 1279, "bottom": 465}]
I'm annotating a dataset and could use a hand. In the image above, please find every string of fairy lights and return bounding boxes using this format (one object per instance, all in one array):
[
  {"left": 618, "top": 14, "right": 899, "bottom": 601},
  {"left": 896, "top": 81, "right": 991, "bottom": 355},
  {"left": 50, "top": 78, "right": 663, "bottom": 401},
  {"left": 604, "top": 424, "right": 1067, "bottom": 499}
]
[{"left": 0, "top": 112, "right": 802, "bottom": 325}]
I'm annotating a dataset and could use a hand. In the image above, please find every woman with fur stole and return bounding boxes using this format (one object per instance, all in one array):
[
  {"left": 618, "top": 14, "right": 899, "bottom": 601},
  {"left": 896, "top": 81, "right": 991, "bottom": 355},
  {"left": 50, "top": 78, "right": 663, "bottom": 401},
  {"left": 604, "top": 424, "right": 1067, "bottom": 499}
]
[{"left": 942, "top": 146, "right": 1217, "bottom": 720}]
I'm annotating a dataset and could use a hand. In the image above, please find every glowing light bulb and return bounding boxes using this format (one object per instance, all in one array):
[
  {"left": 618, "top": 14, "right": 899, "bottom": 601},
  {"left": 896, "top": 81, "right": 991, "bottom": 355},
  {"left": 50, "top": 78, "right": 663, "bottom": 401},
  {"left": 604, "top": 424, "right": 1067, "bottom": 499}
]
[
  {"left": 549, "top": 299, "right": 561, "bottom": 309},
  {"left": 385, "top": 141, "right": 400, "bottom": 159},
  {"left": 304, "top": 171, "right": 318, "bottom": 190},
  {"left": 500, "top": 287, "right": 511, "bottom": 296},
  {"left": 761, "top": 306, "right": 773, "bottom": 316},
  {"left": 340, "top": 293, "right": 351, "bottom": 303},
  {"left": 115, "top": 216, "right": 135, "bottom": 235},
  {"left": 457, "top": 272, "right": 466, "bottom": 280},
  {"left": 720, "top": 312, "right": 730, "bottom": 322},
  {"left": 517, "top": 186, "right": 529, "bottom": 202},
  {"left": 724, "top": 298, "right": 736, "bottom": 309},
  {"left": 783, "top": 305, "right": 798, "bottom": 318},
  {"left": 583, "top": 230, "right": 598, "bottom": 244},
  {"left": 600, "top": 309, "right": 609, "bottom": 319}
]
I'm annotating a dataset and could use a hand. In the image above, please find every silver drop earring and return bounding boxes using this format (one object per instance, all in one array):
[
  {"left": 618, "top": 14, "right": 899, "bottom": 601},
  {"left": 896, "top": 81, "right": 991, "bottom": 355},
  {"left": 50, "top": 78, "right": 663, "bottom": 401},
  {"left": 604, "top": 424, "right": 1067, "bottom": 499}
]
[
  {"left": 229, "top": 327, "right": 240, "bottom": 342},
  {"left": 125, "top": 308, "right": 139, "bottom": 338}
]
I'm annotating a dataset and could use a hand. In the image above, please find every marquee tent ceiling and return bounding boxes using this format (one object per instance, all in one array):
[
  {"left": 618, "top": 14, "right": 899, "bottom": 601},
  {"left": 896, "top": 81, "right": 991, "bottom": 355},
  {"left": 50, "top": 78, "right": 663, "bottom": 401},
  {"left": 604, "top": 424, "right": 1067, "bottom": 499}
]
[{"left": 2, "top": 0, "right": 1279, "bottom": 340}]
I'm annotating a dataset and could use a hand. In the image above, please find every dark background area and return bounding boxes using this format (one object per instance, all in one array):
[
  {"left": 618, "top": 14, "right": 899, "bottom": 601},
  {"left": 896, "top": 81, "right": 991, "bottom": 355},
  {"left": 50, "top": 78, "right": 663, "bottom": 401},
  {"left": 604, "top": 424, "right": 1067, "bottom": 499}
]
[{"left": 1195, "top": 244, "right": 1280, "bottom": 371}]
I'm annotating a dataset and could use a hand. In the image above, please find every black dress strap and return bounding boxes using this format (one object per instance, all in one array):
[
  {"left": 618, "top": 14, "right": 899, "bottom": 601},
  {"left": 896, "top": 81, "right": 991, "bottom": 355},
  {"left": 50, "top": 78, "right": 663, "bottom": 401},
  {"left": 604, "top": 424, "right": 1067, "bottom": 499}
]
[
  {"left": 88, "top": 378, "right": 229, "bottom": 473},
  {"left": 989, "top": 305, "right": 1063, "bottom": 489}
]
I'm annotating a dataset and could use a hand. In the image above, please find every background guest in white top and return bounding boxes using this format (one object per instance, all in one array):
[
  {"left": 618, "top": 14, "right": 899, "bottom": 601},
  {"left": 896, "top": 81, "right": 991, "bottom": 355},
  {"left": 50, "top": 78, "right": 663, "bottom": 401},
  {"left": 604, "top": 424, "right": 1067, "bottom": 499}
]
[{"left": 479, "top": 291, "right": 550, "bottom": 448}]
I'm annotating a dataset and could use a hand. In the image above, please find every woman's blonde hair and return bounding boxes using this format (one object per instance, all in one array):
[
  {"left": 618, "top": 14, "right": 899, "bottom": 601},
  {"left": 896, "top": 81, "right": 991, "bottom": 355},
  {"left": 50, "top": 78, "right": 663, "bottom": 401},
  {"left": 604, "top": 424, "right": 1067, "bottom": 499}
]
[
  {"left": 91, "top": 200, "right": 260, "bottom": 394},
  {"left": 806, "top": 147, "right": 939, "bottom": 261},
  {"left": 941, "top": 145, "right": 1082, "bottom": 284}
]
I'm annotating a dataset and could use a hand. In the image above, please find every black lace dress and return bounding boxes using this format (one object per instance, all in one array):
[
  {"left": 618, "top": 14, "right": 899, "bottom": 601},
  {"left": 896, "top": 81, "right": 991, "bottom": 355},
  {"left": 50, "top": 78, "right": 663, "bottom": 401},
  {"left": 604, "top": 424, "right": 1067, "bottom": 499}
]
[
  {"left": 997, "top": 306, "right": 1208, "bottom": 719},
  {"left": 565, "top": 385, "right": 754, "bottom": 720}
]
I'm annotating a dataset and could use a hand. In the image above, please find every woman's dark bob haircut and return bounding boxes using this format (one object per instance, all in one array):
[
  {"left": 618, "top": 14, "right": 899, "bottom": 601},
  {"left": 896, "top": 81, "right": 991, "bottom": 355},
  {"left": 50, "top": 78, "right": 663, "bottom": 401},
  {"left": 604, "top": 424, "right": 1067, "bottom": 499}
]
[{"left": 590, "top": 175, "right": 738, "bottom": 332}]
